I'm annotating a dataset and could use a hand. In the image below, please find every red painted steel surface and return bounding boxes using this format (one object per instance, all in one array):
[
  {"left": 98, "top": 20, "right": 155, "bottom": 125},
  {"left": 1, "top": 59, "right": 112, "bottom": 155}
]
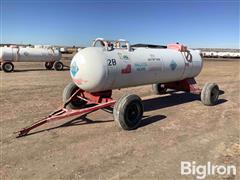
[
  {"left": 15, "top": 78, "right": 201, "bottom": 137},
  {"left": 15, "top": 90, "right": 115, "bottom": 137}
]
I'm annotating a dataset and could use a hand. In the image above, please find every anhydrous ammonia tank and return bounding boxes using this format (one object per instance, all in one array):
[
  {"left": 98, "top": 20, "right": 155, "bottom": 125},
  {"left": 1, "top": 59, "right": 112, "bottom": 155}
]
[
  {"left": 0, "top": 46, "right": 61, "bottom": 62},
  {"left": 70, "top": 39, "right": 203, "bottom": 92},
  {"left": 0, "top": 46, "right": 63, "bottom": 72}
]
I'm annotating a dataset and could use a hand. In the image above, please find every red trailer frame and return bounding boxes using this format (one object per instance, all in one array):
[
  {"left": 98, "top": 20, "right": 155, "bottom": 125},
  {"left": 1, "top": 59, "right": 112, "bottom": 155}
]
[{"left": 15, "top": 78, "right": 201, "bottom": 137}]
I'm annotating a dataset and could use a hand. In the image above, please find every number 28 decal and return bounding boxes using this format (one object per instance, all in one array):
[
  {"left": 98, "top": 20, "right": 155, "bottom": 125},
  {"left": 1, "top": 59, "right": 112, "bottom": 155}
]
[{"left": 107, "top": 59, "right": 117, "bottom": 66}]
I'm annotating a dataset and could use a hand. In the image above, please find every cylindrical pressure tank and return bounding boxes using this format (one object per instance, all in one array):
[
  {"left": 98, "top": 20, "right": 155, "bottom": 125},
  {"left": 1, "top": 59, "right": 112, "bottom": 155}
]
[
  {"left": 70, "top": 45, "right": 203, "bottom": 92},
  {"left": 0, "top": 47, "right": 61, "bottom": 62}
]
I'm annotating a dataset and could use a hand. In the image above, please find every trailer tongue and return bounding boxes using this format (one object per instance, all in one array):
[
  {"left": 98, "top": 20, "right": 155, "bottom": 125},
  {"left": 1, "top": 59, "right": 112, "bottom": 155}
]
[{"left": 15, "top": 89, "right": 116, "bottom": 137}]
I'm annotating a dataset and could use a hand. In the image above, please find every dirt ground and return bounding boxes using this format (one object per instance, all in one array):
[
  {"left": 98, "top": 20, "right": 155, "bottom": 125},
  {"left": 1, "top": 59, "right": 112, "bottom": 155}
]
[{"left": 0, "top": 59, "right": 239, "bottom": 180}]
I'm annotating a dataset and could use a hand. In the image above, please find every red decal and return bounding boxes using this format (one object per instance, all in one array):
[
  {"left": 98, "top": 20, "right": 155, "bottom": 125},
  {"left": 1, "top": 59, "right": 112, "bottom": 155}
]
[
  {"left": 121, "top": 64, "right": 131, "bottom": 74},
  {"left": 73, "top": 78, "right": 88, "bottom": 84}
]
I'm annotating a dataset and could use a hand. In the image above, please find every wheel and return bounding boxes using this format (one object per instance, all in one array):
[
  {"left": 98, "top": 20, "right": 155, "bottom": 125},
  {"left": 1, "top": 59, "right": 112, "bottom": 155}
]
[
  {"left": 45, "top": 62, "right": 54, "bottom": 70},
  {"left": 2, "top": 62, "right": 14, "bottom": 72},
  {"left": 152, "top": 83, "right": 167, "bottom": 95},
  {"left": 113, "top": 94, "right": 143, "bottom": 130},
  {"left": 63, "top": 82, "right": 86, "bottom": 109},
  {"left": 201, "top": 83, "right": 219, "bottom": 106},
  {"left": 54, "top": 61, "right": 64, "bottom": 71}
]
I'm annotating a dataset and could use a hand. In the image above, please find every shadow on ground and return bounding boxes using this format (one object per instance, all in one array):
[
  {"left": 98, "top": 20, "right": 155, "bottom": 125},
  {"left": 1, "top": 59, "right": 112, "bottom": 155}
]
[{"left": 143, "top": 92, "right": 226, "bottom": 112}]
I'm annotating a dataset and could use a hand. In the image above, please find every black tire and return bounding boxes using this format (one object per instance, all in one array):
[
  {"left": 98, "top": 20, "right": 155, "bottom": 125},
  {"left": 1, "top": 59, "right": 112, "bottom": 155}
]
[
  {"left": 54, "top": 61, "right": 64, "bottom": 71},
  {"left": 2, "top": 62, "right": 14, "bottom": 72},
  {"left": 152, "top": 83, "right": 167, "bottom": 95},
  {"left": 63, "top": 82, "right": 86, "bottom": 109},
  {"left": 201, "top": 83, "right": 219, "bottom": 106},
  {"left": 113, "top": 94, "right": 143, "bottom": 130},
  {"left": 45, "top": 62, "right": 54, "bottom": 70}
]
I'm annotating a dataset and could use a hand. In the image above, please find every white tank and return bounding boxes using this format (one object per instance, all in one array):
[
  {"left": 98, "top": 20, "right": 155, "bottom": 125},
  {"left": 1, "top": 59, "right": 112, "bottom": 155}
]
[
  {"left": 222, "top": 52, "right": 230, "bottom": 58},
  {"left": 60, "top": 47, "right": 67, "bottom": 53},
  {"left": 70, "top": 39, "right": 203, "bottom": 92},
  {"left": 217, "top": 52, "right": 224, "bottom": 57},
  {"left": 234, "top": 52, "right": 240, "bottom": 58},
  {"left": 0, "top": 47, "right": 61, "bottom": 62},
  {"left": 209, "top": 52, "right": 218, "bottom": 57},
  {"left": 43, "top": 45, "right": 52, "bottom": 49},
  {"left": 34, "top": 45, "right": 43, "bottom": 48}
]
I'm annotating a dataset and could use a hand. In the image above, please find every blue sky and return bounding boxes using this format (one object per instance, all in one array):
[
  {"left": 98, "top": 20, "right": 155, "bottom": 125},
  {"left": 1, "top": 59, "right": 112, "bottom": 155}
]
[{"left": 1, "top": 0, "right": 239, "bottom": 48}]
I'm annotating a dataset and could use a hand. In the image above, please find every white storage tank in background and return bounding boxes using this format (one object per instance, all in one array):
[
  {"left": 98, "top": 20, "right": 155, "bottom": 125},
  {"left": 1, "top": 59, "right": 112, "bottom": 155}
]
[
  {"left": 235, "top": 52, "right": 240, "bottom": 58},
  {"left": 202, "top": 51, "right": 211, "bottom": 57},
  {"left": 0, "top": 46, "right": 63, "bottom": 72},
  {"left": 201, "top": 52, "right": 207, "bottom": 57},
  {"left": 34, "top": 45, "right": 43, "bottom": 48},
  {"left": 230, "top": 52, "right": 240, "bottom": 58},
  {"left": 0, "top": 47, "right": 61, "bottom": 62},
  {"left": 60, "top": 47, "right": 67, "bottom": 53},
  {"left": 223, "top": 52, "right": 230, "bottom": 58},
  {"left": 209, "top": 52, "right": 218, "bottom": 58},
  {"left": 43, "top": 45, "right": 52, "bottom": 49},
  {"left": 217, "top": 52, "right": 224, "bottom": 58}
]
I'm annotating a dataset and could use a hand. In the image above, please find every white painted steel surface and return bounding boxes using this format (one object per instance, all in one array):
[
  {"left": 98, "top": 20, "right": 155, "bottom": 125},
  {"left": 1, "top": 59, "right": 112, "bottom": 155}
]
[
  {"left": 60, "top": 47, "right": 67, "bottom": 53},
  {"left": 0, "top": 47, "right": 61, "bottom": 62},
  {"left": 70, "top": 43, "right": 203, "bottom": 92}
]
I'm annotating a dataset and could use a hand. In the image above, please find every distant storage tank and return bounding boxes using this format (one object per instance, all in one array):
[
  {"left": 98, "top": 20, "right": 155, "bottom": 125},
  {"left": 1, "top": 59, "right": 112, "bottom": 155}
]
[
  {"left": 70, "top": 39, "right": 203, "bottom": 92},
  {"left": 0, "top": 46, "right": 63, "bottom": 72},
  {"left": 201, "top": 52, "right": 207, "bottom": 57},
  {"left": 209, "top": 52, "right": 218, "bottom": 58},
  {"left": 202, "top": 51, "right": 212, "bottom": 57},
  {"left": 60, "top": 47, "right": 67, "bottom": 53},
  {"left": 222, "top": 52, "right": 230, "bottom": 58},
  {"left": 34, "top": 45, "right": 43, "bottom": 48},
  {"left": 217, "top": 52, "right": 224, "bottom": 58},
  {"left": 234, "top": 52, "right": 240, "bottom": 58},
  {"left": 0, "top": 47, "right": 61, "bottom": 62},
  {"left": 43, "top": 45, "right": 52, "bottom": 49},
  {"left": 230, "top": 52, "right": 240, "bottom": 58}
]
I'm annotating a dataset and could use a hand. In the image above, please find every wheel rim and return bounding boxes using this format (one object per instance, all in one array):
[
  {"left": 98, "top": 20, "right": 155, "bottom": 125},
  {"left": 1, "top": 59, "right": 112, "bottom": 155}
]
[
  {"left": 70, "top": 89, "right": 86, "bottom": 108},
  {"left": 56, "top": 63, "right": 62, "bottom": 70},
  {"left": 46, "top": 62, "right": 52, "bottom": 68},
  {"left": 211, "top": 86, "right": 219, "bottom": 103},
  {"left": 5, "top": 64, "right": 13, "bottom": 71},
  {"left": 158, "top": 84, "right": 167, "bottom": 93},
  {"left": 46, "top": 62, "right": 50, "bottom": 66},
  {"left": 125, "top": 101, "right": 141, "bottom": 127}
]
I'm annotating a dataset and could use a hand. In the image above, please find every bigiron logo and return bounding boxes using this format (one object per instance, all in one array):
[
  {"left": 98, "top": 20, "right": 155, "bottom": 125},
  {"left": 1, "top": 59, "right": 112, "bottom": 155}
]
[{"left": 181, "top": 161, "right": 236, "bottom": 179}]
